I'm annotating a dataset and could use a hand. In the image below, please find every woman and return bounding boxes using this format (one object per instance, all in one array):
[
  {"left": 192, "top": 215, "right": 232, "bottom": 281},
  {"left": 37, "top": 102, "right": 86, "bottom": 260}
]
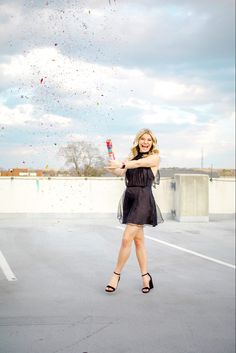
[{"left": 105, "top": 128, "right": 163, "bottom": 294}]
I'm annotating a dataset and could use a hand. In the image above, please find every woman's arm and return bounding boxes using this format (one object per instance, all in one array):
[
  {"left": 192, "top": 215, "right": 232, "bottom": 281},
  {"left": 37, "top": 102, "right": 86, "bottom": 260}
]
[
  {"left": 125, "top": 154, "right": 160, "bottom": 169},
  {"left": 104, "top": 167, "right": 126, "bottom": 177},
  {"left": 107, "top": 154, "right": 160, "bottom": 170}
]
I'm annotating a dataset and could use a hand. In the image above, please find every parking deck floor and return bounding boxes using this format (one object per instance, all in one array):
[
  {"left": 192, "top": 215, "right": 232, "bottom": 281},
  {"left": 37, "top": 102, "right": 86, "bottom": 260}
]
[{"left": 0, "top": 214, "right": 235, "bottom": 353}]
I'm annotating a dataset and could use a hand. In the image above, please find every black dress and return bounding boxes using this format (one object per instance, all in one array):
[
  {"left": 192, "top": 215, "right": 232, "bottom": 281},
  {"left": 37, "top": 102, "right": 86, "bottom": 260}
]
[{"left": 117, "top": 152, "right": 164, "bottom": 227}]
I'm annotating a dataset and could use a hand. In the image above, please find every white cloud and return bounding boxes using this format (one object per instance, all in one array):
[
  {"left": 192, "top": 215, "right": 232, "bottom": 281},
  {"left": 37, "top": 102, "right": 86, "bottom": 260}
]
[
  {"left": 0, "top": 104, "right": 35, "bottom": 125},
  {"left": 0, "top": 103, "right": 72, "bottom": 128},
  {"left": 0, "top": 46, "right": 232, "bottom": 119},
  {"left": 142, "top": 110, "right": 197, "bottom": 125},
  {"left": 153, "top": 80, "right": 207, "bottom": 102},
  {"left": 125, "top": 98, "right": 198, "bottom": 125},
  {"left": 40, "top": 114, "right": 71, "bottom": 128},
  {"left": 158, "top": 113, "right": 235, "bottom": 167},
  {"left": 0, "top": 47, "right": 124, "bottom": 106},
  {"left": 195, "top": 115, "right": 235, "bottom": 151}
]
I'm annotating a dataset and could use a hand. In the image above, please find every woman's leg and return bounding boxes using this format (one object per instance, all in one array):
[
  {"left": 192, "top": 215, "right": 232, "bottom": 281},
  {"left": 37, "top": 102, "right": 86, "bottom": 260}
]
[
  {"left": 106, "top": 224, "right": 139, "bottom": 291},
  {"left": 134, "top": 227, "right": 150, "bottom": 288}
]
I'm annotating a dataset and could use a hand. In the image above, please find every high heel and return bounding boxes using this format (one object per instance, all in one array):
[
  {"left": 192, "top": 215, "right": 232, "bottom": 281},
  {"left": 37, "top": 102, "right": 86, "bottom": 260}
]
[
  {"left": 141, "top": 272, "right": 154, "bottom": 293},
  {"left": 105, "top": 271, "right": 121, "bottom": 293}
]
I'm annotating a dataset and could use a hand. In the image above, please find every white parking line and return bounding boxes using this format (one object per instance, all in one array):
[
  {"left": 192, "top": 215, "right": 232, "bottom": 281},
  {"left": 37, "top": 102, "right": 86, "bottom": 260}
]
[
  {"left": 0, "top": 250, "right": 17, "bottom": 281},
  {"left": 116, "top": 226, "right": 235, "bottom": 270}
]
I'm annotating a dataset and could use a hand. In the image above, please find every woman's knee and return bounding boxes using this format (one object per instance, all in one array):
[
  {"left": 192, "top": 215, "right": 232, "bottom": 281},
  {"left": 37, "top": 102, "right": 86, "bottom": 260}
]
[
  {"left": 121, "top": 237, "right": 133, "bottom": 248},
  {"left": 134, "top": 237, "right": 144, "bottom": 248}
]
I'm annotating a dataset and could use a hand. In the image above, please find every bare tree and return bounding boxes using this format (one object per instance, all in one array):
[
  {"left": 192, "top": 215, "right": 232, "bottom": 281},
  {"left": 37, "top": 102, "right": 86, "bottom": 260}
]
[{"left": 59, "top": 141, "right": 105, "bottom": 176}]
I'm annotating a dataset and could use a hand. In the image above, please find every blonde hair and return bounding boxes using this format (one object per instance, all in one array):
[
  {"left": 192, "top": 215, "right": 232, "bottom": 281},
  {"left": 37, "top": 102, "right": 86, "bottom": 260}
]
[{"left": 129, "top": 128, "right": 159, "bottom": 160}]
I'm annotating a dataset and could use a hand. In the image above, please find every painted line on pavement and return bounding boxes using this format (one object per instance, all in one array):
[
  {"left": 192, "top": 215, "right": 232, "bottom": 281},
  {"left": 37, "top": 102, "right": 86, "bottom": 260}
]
[
  {"left": 0, "top": 250, "right": 17, "bottom": 281},
  {"left": 116, "top": 226, "right": 235, "bottom": 270}
]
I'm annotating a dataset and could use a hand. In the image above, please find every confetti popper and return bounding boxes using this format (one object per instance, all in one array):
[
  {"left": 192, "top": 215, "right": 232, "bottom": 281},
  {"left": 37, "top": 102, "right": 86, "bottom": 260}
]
[{"left": 106, "top": 139, "right": 115, "bottom": 160}]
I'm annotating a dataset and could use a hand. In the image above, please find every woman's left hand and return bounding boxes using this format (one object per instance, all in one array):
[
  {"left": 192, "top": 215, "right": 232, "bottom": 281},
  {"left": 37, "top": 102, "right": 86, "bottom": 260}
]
[{"left": 106, "top": 159, "right": 122, "bottom": 169}]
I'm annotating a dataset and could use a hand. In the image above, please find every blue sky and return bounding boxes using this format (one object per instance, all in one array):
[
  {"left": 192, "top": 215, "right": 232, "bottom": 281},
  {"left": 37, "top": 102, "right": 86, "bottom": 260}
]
[{"left": 0, "top": 0, "right": 235, "bottom": 169}]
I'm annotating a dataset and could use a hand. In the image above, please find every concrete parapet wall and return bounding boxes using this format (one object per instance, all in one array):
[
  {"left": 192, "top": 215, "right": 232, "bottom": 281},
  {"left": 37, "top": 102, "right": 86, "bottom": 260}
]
[
  {"left": 209, "top": 178, "right": 235, "bottom": 214},
  {"left": 175, "top": 174, "right": 209, "bottom": 222},
  {"left": 0, "top": 177, "right": 126, "bottom": 213},
  {"left": 0, "top": 176, "right": 235, "bottom": 218},
  {"left": 0, "top": 177, "right": 173, "bottom": 215}
]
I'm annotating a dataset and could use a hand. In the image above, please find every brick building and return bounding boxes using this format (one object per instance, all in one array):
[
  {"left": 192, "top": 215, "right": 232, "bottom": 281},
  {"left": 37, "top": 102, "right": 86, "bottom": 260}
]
[{"left": 0, "top": 168, "right": 43, "bottom": 177}]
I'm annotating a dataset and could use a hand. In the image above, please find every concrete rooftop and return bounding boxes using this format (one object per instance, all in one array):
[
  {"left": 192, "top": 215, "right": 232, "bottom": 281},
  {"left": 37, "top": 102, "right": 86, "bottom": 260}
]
[{"left": 0, "top": 214, "right": 235, "bottom": 353}]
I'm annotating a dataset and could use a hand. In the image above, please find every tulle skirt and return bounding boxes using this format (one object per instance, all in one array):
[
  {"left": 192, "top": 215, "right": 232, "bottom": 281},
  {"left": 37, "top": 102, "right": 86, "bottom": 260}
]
[{"left": 117, "top": 186, "right": 164, "bottom": 227}]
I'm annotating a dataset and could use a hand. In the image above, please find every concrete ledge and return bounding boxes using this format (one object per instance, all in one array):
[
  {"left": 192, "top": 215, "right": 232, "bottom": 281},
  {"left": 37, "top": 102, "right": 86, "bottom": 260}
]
[
  {"left": 0, "top": 176, "right": 234, "bottom": 217},
  {"left": 176, "top": 216, "right": 209, "bottom": 222},
  {"left": 209, "top": 213, "right": 235, "bottom": 221}
]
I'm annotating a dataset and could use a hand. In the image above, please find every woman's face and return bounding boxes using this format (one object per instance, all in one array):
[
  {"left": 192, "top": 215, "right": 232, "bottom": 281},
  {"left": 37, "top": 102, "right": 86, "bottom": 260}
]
[{"left": 138, "top": 133, "right": 153, "bottom": 153}]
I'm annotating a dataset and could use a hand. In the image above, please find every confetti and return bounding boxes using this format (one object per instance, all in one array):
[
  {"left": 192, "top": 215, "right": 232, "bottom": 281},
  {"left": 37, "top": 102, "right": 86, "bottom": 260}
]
[{"left": 40, "top": 77, "right": 47, "bottom": 84}]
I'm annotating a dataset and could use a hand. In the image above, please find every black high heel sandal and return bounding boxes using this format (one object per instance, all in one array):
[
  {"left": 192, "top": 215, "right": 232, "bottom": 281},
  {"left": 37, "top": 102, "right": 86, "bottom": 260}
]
[
  {"left": 105, "top": 271, "right": 121, "bottom": 293},
  {"left": 141, "top": 272, "right": 154, "bottom": 293}
]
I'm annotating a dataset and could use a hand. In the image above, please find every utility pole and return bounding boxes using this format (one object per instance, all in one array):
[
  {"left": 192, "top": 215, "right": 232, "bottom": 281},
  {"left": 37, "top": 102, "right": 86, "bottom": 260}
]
[
  {"left": 201, "top": 148, "right": 204, "bottom": 169},
  {"left": 210, "top": 163, "right": 213, "bottom": 181}
]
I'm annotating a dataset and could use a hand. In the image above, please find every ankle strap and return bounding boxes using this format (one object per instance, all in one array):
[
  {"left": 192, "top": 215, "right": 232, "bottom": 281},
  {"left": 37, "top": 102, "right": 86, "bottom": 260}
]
[
  {"left": 142, "top": 272, "right": 149, "bottom": 277},
  {"left": 114, "top": 271, "right": 120, "bottom": 276}
]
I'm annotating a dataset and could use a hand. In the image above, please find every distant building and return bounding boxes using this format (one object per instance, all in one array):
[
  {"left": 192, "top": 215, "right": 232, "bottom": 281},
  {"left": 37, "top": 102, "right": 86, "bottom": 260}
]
[
  {"left": 0, "top": 168, "right": 43, "bottom": 177},
  {"left": 159, "top": 168, "right": 219, "bottom": 178}
]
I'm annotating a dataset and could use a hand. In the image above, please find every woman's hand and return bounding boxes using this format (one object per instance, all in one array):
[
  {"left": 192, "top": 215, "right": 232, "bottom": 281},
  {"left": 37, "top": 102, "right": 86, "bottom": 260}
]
[
  {"left": 104, "top": 159, "right": 126, "bottom": 177},
  {"left": 106, "top": 159, "right": 122, "bottom": 169}
]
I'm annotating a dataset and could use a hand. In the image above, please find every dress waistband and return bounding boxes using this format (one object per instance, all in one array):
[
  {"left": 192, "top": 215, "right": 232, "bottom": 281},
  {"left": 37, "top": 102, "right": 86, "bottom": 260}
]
[{"left": 126, "top": 184, "right": 151, "bottom": 188}]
